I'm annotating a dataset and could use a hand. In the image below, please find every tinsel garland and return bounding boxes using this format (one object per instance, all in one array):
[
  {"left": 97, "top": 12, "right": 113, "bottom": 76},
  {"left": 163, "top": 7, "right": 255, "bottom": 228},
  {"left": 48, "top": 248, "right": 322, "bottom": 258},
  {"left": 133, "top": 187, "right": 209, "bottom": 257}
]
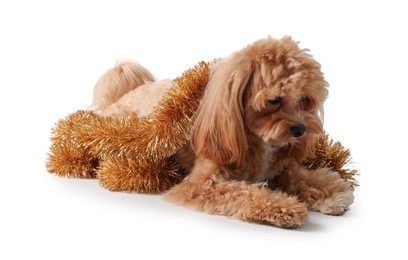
[{"left": 303, "top": 134, "right": 358, "bottom": 189}]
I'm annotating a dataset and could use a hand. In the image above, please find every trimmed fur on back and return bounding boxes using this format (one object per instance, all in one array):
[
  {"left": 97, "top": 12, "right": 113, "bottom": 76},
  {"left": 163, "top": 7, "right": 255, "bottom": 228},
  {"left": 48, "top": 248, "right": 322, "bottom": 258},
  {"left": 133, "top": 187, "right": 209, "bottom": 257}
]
[{"left": 91, "top": 59, "right": 155, "bottom": 111}]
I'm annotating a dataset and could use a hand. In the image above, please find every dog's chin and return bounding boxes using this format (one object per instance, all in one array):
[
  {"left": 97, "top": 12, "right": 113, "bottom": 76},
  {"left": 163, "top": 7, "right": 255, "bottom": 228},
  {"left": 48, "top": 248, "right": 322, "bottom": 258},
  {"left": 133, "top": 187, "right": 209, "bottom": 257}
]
[
  {"left": 262, "top": 132, "right": 310, "bottom": 149},
  {"left": 267, "top": 133, "right": 319, "bottom": 161},
  {"left": 269, "top": 136, "right": 305, "bottom": 148}
]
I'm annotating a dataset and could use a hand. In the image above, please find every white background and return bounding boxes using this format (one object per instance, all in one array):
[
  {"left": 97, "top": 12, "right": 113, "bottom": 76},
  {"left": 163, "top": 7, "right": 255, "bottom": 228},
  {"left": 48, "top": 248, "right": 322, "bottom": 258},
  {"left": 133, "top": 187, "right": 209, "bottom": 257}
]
[{"left": 1, "top": 0, "right": 407, "bottom": 259}]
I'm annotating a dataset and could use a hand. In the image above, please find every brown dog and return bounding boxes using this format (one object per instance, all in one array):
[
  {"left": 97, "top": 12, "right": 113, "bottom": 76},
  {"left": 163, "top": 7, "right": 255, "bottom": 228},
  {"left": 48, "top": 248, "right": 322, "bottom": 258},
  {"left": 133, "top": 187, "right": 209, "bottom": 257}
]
[{"left": 92, "top": 36, "right": 354, "bottom": 228}]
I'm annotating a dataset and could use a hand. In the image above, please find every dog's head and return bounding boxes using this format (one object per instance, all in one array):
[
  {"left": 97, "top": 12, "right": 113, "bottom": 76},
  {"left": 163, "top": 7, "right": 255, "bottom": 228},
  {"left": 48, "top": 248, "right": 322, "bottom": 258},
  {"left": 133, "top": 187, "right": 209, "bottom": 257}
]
[{"left": 191, "top": 36, "right": 328, "bottom": 165}]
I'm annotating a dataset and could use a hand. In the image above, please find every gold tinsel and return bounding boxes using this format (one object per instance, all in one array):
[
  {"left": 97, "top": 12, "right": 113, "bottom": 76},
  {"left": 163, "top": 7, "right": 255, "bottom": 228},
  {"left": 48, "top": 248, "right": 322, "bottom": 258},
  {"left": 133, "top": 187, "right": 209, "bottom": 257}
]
[
  {"left": 47, "top": 60, "right": 358, "bottom": 193},
  {"left": 303, "top": 133, "right": 358, "bottom": 189}
]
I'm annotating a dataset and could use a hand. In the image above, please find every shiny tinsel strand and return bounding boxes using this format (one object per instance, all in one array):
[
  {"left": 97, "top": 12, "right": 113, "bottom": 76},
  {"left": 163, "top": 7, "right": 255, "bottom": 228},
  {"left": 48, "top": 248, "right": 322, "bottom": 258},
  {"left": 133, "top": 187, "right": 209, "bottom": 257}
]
[{"left": 303, "top": 133, "right": 359, "bottom": 188}]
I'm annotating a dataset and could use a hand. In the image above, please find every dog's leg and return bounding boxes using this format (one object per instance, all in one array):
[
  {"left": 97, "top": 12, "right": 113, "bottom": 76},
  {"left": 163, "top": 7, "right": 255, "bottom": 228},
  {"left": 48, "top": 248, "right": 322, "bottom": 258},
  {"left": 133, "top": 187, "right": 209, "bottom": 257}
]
[
  {"left": 164, "top": 157, "right": 308, "bottom": 228},
  {"left": 277, "top": 166, "right": 354, "bottom": 215}
]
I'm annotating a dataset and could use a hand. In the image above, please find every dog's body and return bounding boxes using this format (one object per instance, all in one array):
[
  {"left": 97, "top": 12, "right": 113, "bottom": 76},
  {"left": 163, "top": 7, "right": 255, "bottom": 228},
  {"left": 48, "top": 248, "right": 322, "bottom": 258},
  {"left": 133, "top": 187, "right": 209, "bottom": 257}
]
[{"left": 92, "top": 36, "right": 354, "bottom": 228}]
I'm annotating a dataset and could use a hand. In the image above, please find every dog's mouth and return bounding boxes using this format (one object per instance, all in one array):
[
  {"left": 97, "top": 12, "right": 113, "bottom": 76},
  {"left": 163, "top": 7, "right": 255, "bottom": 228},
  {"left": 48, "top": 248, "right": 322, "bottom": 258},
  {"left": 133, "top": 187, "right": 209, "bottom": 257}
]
[
  {"left": 246, "top": 108, "right": 324, "bottom": 149},
  {"left": 258, "top": 124, "right": 310, "bottom": 145},
  {"left": 263, "top": 123, "right": 323, "bottom": 153}
]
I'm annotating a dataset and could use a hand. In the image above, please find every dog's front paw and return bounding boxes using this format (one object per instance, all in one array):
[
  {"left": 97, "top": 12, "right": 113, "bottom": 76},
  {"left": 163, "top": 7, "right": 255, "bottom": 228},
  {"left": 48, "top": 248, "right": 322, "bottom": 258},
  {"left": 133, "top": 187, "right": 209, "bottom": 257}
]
[
  {"left": 317, "top": 189, "right": 354, "bottom": 216},
  {"left": 271, "top": 203, "right": 309, "bottom": 228},
  {"left": 246, "top": 193, "right": 308, "bottom": 228},
  {"left": 258, "top": 196, "right": 309, "bottom": 228}
]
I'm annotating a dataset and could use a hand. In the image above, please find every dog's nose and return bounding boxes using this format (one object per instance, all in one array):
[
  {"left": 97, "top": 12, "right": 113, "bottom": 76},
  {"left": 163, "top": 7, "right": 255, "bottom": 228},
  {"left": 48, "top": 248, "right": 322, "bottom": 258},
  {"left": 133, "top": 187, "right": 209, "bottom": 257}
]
[{"left": 290, "top": 124, "right": 306, "bottom": 137}]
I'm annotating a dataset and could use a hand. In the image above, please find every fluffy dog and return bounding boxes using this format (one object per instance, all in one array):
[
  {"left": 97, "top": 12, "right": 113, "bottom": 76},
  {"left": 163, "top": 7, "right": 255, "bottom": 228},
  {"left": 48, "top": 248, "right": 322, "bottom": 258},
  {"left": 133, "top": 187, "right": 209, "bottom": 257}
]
[{"left": 92, "top": 36, "right": 354, "bottom": 228}]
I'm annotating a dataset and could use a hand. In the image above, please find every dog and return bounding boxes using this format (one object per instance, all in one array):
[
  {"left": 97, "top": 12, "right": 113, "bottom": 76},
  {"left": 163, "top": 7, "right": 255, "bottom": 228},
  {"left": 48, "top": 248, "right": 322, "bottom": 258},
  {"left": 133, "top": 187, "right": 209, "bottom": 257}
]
[{"left": 92, "top": 36, "right": 354, "bottom": 228}]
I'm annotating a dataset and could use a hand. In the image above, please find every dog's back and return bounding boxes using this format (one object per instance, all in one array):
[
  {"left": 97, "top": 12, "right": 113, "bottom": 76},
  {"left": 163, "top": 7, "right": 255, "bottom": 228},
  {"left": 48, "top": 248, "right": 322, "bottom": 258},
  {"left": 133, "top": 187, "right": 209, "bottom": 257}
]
[
  {"left": 92, "top": 59, "right": 155, "bottom": 111},
  {"left": 91, "top": 59, "right": 172, "bottom": 117}
]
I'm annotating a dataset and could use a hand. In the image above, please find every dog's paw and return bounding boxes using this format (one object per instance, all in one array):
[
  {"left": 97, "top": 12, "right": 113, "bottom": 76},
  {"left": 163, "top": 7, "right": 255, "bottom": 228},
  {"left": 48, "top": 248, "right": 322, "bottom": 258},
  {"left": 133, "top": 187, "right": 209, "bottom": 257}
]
[
  {"left": 248, "top": 194, "right": 308, "bottom": 228},
  {"left": 272, "top": 203, "right": 309, "bottom": 228},
  {"left": 317, "top": 189, "right": 354, "bottom": 216}
]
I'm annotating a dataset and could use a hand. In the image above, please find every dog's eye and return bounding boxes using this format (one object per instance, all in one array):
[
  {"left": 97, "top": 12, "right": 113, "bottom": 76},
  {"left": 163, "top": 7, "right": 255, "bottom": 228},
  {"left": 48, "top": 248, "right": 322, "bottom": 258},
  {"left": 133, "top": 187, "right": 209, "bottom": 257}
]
[
  {"left": 300, "top": 96, "right": 315, "bottom": 110},
  {"left": 268, "top": 97, "right": 281, "bottom": 105}
]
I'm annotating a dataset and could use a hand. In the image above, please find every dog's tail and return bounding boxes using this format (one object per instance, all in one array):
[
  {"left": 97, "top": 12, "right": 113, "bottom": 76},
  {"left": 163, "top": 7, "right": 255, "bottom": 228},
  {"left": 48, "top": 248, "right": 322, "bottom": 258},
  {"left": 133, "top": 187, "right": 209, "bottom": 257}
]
[{"left": 91, "top": 59, "right": 155, "bottom": 111}]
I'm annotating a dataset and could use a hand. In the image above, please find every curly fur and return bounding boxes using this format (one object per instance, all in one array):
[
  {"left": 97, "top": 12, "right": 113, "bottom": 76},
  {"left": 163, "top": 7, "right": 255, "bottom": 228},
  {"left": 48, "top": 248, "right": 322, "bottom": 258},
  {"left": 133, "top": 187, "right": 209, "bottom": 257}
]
[{"left": 68, "top": 36, "right": 355, "bottom": 228}]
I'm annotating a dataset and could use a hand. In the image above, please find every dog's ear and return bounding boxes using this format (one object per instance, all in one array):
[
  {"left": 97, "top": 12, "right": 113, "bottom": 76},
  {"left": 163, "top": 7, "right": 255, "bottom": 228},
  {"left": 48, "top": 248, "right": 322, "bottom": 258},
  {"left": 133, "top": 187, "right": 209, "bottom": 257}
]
[{"left": 191, "top": 55, "right": 253, "bottom": 165}]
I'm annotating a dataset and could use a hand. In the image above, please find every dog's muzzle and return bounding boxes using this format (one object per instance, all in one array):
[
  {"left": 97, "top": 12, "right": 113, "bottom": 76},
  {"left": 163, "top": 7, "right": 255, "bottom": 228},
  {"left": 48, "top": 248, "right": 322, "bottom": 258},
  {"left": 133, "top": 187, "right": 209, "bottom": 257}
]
[{"left": 290, "top": 124, "right": 306, "bottom": 137}]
